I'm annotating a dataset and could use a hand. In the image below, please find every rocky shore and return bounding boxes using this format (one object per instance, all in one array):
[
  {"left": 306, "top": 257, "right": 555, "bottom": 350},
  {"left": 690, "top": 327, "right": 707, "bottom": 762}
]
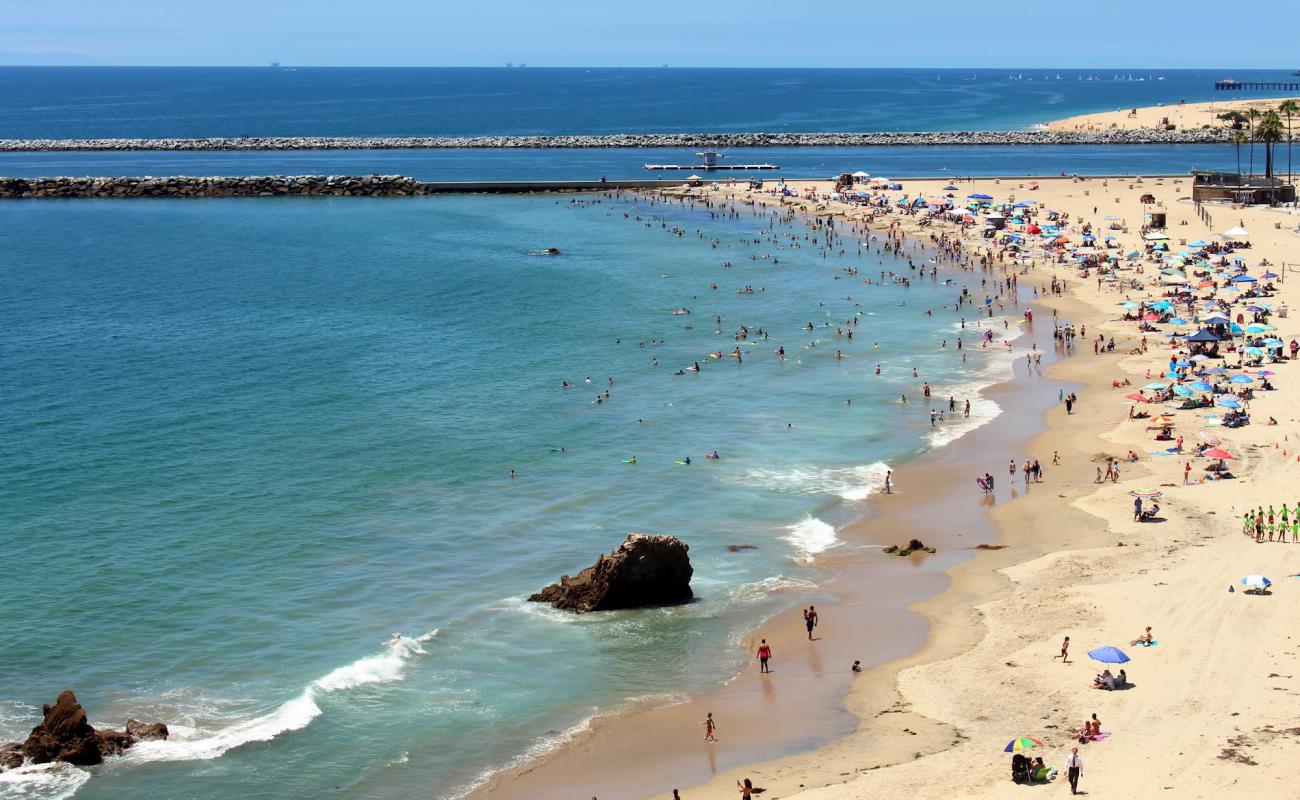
[
  {"left": 0, "top": 128, "right": 1228, "bottom": 152},
  {"left": 1, "top": 691, "right": 168, "bottom": 771},
  {"left": 0, "top": 175, "right": 430, "bottom": 198}
]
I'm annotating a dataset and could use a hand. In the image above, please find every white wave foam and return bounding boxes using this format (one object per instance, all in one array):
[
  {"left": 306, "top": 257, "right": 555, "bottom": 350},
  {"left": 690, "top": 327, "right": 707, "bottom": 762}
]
[
  {"left": 738, "top": 461, "right": 890, "bottom": 502},
  {"left": 0, "top": 762, "right": 92, "bottom": 800},
  {"left": 730, "top": 575, "right": 820, "bottom": 604},
  {"left": 782, "top": 516, "right": 838, "bottom": 561},
  {"left": 123, "top": 630, "right": 437, "bottom": 766}
]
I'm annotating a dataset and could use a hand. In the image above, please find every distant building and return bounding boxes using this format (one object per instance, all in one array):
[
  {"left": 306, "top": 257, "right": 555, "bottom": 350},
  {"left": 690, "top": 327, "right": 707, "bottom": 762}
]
[{"left": 1191, "top": 170, "right": 1295, "bottom": 205}]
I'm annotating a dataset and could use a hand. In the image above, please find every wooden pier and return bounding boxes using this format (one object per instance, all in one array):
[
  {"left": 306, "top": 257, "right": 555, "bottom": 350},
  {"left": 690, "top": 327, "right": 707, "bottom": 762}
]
[{"left": 1215, "top": 79, "right": 1300, "bottom": 91}]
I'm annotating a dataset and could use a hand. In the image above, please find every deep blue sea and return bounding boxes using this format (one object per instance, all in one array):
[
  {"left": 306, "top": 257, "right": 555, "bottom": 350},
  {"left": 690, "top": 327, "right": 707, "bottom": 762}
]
[
  {"left": 0, "top": 67, "right": 1294, "bottom": 139},
  {"left": 0, "top": 67, "right": 1262, "bottom": 800}
]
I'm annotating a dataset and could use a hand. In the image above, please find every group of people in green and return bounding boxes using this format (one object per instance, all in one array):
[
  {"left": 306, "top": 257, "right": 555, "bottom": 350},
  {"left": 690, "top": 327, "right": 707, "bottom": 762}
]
[{"left": 1243, "top": 505, "right": 1300, "bottom": 543}]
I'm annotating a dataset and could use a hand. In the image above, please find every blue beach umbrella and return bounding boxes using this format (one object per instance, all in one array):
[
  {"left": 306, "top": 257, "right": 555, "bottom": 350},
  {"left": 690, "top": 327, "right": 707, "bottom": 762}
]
[
  {"left": 1189, "top": 381, "right": 1214, "bottom": 392},
  {"left": 1087, "top": 646, "right": 1131, "bottom": 664},
  {"left": 1188, "top": 240, "right": 1208, "bottom": 247},
  {"left": 1232, "top": 275, "right": 1257, "bottom": 283},
  {"left": 1172, "top": 385, "right": 1194, "bottom": 397},
  {"left": 1144, "top": 382, "right": 1168, "bottom": 390},
  {"left": 1216, "top": 397, "right": 1242, "bottom": 409},
  {"left": 968, "top": 193, "right": 993, "bottom": 200},
  {"left": 1229, "top": 375, "right": 1254, "bottom": 384},
  {"left": 1241, "top": 575, "right": 1271, "bottom": 589},
  {"left": 1169, "top": 317, "right": 1188, "bottom": 325}
]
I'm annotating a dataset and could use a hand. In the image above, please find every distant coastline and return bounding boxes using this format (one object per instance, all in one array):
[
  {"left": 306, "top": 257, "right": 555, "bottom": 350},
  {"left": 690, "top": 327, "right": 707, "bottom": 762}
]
[{"left": 0, "top": 128, "right": 1230, "bottom": 152}]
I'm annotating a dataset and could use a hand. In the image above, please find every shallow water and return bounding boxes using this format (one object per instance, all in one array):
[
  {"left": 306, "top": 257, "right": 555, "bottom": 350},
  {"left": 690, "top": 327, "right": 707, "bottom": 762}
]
[{"left": 2, "top": 193, "right": 1024, "bottom": 798}]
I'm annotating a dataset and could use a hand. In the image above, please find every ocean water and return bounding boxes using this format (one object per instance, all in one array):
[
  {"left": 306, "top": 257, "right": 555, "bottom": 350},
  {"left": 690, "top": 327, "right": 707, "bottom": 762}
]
[
  {"left": 0, "top": 143, "right": 1240, "bottom": 182},
  {"left": 2, "top": 192, "right": 1024, "bottom": 799},
  {"left": 0, "top": 67, "right": 1295, "bottom": 139}
]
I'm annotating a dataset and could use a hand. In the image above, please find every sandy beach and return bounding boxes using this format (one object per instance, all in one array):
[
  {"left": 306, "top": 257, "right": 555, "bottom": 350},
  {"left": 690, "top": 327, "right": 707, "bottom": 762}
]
[
  {"left": 479, "top": 171, "right": 1300, "bottom": 800},
  {"left": 1047, "top": 97, "right": 1300, "bottom": 132}
]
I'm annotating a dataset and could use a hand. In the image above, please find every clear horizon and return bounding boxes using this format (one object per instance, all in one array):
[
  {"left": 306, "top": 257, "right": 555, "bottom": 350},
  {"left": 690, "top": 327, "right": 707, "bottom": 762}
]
[{"left": 2, "top": 0, "right": 1297, "bottom": 68}]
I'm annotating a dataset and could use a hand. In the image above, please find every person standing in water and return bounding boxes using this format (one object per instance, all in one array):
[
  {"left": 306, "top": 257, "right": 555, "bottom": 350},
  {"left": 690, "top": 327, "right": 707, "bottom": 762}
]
[{"left": 757, "top": 639, "right": 772, "bottom": 673}]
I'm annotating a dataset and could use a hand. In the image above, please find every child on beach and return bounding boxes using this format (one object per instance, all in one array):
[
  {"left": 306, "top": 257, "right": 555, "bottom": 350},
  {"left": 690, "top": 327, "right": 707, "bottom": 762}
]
[{"left": 1053, "top": 636, "right": 1070, "bottom": 662}]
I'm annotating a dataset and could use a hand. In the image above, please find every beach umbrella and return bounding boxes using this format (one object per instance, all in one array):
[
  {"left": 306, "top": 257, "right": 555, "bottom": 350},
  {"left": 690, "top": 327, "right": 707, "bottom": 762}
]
[
  {"left": 1215, "top": 398, "right": 1242, "bottom": 409},
  {"left": 1149, "top": 414, "right": 1175, "bottom": 424},
  {"left": 1129, "top": 489, "right": 1164, "bottom": 499},
  {"left": 1223, "top": 226, "right": 1250, "bottom": 238},
  {"left": 1203, "top": 367, "right": 1227, "bottom": 375},
  {"left": 1188, "top": 381, "right": 1214, "bottom": 393},
  {"left": 1240, "top": 575, "right": 1271, "bottom": 589},
  {"left": 1232, "top": 275, "right": 1258, "bottom": 283},
  {"left": 1143, "top": 382, "right": 1168, "bottom": 390},
  {"left": 1104, "top": 215, "right": 1120, "bottom": 221},
  {"left": 1087, "top": 646, "right": 1131, "bottom": 664},
  {"left": 1189, "top": 353, "right": 1208, "bottom": 361},
  {"left": 1245, "top": 323, "right": 1269, "bottom": 333},
  {"left": 1263, "top": 271, "right": 1278, "bottom": 279},
  {"left": 1172, "top": 385, "right": 1194, "bottom": 397},
  {"left": 1004, "top": 736, "right": 1043, "bottom": 753},
  {"left": 1125, "top": 392, "right": 1151, "bottom": 403},
  {"left": 1244, "top": 346, "right": 1265, "bottom": 356},
  {"left": 968, "top": 193, "right": 993, "bottom": 200},
  {"left": 1188, "top": 240, "right": 1208, "bottom": 247},
  {"left": 1264, "top": 338, "right": 1284, "bottom": 347},
  {"left": 1203, "top": 447, "right": 1235, "bottom": 459},
  {"left": 1228, "top": 374, "right": 1254, "bottom": 384},
  {"left": 1197, "top": 432, "right": 1221, "bottom": 445}
]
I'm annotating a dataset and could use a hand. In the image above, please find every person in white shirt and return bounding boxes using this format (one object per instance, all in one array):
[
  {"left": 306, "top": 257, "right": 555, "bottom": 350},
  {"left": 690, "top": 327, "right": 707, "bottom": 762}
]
[{"left": 1065, "top": 747, "right": 1083, "bottom": 794}]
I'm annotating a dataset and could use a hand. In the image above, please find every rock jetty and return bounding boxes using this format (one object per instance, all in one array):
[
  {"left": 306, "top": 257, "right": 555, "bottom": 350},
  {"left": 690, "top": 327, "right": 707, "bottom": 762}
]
[
  {"left": 0, "top": 128, "right": 1228, "bottom": 152},
  {"left": 1, "top": 690, "right": 168, "bottom": 771},
  {"left": 529, "top": 533, "right": 694, "bottom": 612},
  {"left": 0, "top": 175, "right": 430, "bottom": 199}
]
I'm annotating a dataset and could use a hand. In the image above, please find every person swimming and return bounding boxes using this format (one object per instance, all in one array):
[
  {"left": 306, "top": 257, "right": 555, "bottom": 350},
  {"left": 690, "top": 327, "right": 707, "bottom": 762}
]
[{"left": 706, "top": 450, "right": 720, "bottom": 459}]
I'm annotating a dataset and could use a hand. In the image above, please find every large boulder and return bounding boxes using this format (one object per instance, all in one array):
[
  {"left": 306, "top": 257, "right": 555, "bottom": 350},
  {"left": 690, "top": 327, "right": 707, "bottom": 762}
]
[
  {"left": 529, "top": 534, "right": 693, "bottom": 612},
  {"left": 17, "top": 691, "right": 169, "bottom": 766},
  {"left": 21, "top": 691, "right": 102, "bottom": 765}
]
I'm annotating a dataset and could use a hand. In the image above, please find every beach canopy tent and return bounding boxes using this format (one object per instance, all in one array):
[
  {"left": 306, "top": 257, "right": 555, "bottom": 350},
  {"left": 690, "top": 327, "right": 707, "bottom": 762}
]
[
  {"left": 968, "top": 193, "right": 993, "bottom": 200},
  {"left": 1087, "top": 646, "right": 1130, "bottom": 664},
  {"left": 1240, "top": 575, "right": 1271, "bottom": 589},
  {"left": 1144, "top": 231, "right": 1170, "bottom": 240},
  {"left": 1184, "top": 329, "right": 1221, "bottom": 343}
]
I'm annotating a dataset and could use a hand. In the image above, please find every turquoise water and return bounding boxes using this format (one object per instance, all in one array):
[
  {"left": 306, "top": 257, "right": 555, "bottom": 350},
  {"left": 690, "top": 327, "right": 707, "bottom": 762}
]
[{"left": 2, "top": 194, "right": 1022, "bottom": 798}]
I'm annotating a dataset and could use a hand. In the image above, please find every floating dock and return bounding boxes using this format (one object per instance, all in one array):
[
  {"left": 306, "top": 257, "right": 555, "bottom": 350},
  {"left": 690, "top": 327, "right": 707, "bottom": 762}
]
[
  {"left": 643, "top": 163, "right": 780, "bottom": 171},
  {"left": 644, "top": 149, "right": 779, "bottom": 171}
]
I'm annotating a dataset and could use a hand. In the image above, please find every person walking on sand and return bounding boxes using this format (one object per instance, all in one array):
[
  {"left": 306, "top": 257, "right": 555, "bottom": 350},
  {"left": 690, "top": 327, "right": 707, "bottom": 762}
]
[
  {"left": 1053, "top": 636, "right": 1070, "bottom": 662},
  {"left": 702, "top": 712, "right": 718, "bottom": 742},
  {"left": 1065, "top": 747, "right": 1083, "bottom": 794},
  {"left": 884, "top": 470, "right": 892, "bottom": 494},
  {"left": 757, "top": 639, "right": 772, "bottom": 673},
  {"left": 805, "top": 606, "right": 819, "bottom": 640}
]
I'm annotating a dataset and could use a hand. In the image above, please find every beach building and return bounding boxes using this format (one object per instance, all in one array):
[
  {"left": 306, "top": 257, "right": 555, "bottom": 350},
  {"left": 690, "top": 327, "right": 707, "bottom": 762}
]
[{"left": 1191, "top": 170, "right": 1296, "bottom": 204}]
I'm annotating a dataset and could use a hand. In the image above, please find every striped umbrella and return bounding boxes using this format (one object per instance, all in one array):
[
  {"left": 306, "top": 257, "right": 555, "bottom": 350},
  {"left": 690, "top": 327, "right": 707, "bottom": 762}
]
[
  {"left": 1004, "top": 736, "right": 1043, "bottom": 752},
  {"left": 1197, "top": 432, "right": 1221, "bottom": 445},
  {"left": 1129, "top": 489, "right": 1164, "bottom": 499}
]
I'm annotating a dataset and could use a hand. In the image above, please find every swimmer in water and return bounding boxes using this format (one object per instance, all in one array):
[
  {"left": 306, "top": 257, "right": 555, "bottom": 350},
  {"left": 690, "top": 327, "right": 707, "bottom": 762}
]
[
  {"left": 386, "top": 633, "right": 403, "bottom": 648},
  {"left": 707, "top": 450, "right": 720, "bottom": 459}
]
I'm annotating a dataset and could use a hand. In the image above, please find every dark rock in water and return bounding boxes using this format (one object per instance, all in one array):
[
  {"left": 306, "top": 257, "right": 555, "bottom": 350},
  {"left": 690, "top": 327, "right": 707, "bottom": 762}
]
[
  {"left": 726, "top": 544, "right": 758, "bottom": 552},
  {"left": 18, "top": 691, "right": 169, "bottom": 766},
  {"left": 21, "top": 691, "right": 103, "bottom": 765},
  {"left": 0, "top": 742, "right": 22, "bottom": 771},
  {"left": 92, "top": 729, "right": 134, "bottom": 758},
  {"left": 126, "top": 719, "right": 169, "bottom": 741},
  {"left": 883, "top": 539, "right": 936, "bottom": 556},
  {"left": 529, "top": 533, "right": 693, "bottom": 612},
  {"left": 975, "top": 544, "right": 1008, "bottom": 550}
]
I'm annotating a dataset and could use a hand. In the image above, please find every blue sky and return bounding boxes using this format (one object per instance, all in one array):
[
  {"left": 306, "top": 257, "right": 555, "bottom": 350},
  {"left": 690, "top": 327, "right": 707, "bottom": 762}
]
[{"left": 1, "top": 0, "right": 1296, "bottom": 67}]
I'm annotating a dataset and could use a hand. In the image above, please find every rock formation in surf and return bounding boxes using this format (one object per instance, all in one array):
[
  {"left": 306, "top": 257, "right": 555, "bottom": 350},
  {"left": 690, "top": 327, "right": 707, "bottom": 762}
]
[
  {"left": 529, "top": 533, "right": 693, "bottom": 612},
  {"left": 1, "top": 690, "right": 169, "bottom": 770},
  {"left": 883, "top": 538, "right": 936, "bottom": 556}
]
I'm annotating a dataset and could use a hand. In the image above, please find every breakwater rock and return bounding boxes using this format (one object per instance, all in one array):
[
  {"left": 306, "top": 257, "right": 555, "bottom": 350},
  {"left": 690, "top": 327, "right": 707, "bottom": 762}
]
[
  {"left": 0, "top": 175, "right": 430, "bottom": 198},
  {"left": 530, "top": 533, "right": 694, "bottom": 612},
  {"left": 0, "top": 128, "right": 1229, "bottom": 152}
]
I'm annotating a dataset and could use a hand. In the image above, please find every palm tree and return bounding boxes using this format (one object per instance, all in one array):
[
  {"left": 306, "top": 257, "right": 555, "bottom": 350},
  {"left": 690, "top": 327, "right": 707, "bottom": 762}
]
[
  {"left": 1246, "top": 107, "right": 1261, "bottom": 177},
  {"left": 1257, "top": 110, "right": 1284, "bottom": 181},
  {"left": 1230, "top": 130, "right": 1248, "bottom": 180},
  {"left": 1279, "top": 99, "right": 1299, "bottom": 187}
]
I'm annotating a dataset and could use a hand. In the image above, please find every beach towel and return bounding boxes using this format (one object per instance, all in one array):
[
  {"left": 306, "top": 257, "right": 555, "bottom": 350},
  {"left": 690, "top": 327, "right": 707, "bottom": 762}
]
[{"left": 1088, "top": 732, "right": 1112, "bottom": 742}]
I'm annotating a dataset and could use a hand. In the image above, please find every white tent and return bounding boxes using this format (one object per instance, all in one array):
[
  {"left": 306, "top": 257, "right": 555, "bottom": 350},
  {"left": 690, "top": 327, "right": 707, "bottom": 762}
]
[
  {"left": 1144, "top": 231, "right": 1170, "bottom": 240},
  {"left": 1222, "top": 226, "right": 1250, "bottom": 238},
  {"left": 852, "top": 171, "right": 870, "bottom": 178}
]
